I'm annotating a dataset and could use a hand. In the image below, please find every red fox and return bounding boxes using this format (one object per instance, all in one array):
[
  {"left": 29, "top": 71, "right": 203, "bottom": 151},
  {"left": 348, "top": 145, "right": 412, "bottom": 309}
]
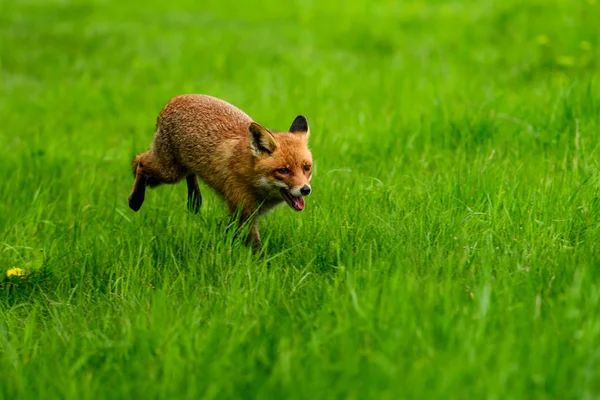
[{"left": 128, "top": 94, "right": 313, "bottom": 246}]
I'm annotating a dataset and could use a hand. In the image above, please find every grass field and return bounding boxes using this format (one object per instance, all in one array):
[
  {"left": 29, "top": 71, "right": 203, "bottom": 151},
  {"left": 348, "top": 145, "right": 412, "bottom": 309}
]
[{"left": 1, "top": 0, "right": 599, "bottom": 398}]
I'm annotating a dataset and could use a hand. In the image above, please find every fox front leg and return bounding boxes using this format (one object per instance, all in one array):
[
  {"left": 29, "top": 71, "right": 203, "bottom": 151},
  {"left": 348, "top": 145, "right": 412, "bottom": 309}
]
[
  {"left": 245, "top": 221, "right": 261, "bottom": 248},
  {"left": 234, "top": 215, "right": 261, "bottom": 248},
  {"left": 227, "top": 211, "right": 261, "bottom": 248}
]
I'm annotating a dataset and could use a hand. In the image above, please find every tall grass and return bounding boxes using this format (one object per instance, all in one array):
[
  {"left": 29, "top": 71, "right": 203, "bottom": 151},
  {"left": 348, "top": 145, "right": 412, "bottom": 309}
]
[{"left": 1, "top": 0, "right": 599, "bottom": 398}]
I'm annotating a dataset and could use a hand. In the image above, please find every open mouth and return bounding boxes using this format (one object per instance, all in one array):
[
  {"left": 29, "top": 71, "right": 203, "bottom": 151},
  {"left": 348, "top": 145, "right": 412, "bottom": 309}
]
[{"left": 280, "top": 189, "right": 305, "bottom": 211}]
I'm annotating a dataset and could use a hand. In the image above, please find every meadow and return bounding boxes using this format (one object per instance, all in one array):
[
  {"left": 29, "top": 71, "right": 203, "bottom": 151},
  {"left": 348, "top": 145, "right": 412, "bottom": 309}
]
[{"left": 1, "top": 0, "right": 599, "bottom": 398}]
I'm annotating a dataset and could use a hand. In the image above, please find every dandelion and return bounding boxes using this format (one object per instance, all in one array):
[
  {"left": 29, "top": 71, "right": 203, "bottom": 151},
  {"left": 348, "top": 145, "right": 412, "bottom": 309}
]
[{"left": 7, "top": 268, "right": 25, "bottom": 277}]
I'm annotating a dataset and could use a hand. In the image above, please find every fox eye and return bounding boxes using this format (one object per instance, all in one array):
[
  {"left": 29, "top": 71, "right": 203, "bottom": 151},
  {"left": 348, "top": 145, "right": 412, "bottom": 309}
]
[
  {"left": 303, "top": 165, "right": 311, "bottom": 172},
  {"left": 276, "top": 168, "right": 290, "bottom": 174}
]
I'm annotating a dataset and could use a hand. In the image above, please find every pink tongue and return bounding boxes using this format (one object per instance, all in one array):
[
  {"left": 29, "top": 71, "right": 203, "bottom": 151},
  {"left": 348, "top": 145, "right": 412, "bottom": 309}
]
[{"left": 293, "top": 196, "right": 305, "bottom": 210}]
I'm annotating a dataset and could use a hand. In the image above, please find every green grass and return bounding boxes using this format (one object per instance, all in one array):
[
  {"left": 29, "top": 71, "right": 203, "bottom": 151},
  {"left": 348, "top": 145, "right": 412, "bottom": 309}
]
[{"left": 1, "top": 0, "right": 600, "bottom": 398}]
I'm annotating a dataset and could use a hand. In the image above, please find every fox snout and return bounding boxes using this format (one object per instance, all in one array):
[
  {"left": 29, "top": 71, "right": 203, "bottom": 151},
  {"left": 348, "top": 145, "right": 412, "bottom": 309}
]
[
  {"left": 290, "top": 185, "right": 311, "bottom": 197},
  {"left": 279, "top": 184, "right": 311, "bottom": 212}
]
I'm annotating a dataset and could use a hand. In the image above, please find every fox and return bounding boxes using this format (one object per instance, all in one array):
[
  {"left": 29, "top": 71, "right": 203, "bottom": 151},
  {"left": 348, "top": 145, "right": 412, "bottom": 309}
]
[{"left": 128, "top": 94, "right": 313, "bottom": 246}]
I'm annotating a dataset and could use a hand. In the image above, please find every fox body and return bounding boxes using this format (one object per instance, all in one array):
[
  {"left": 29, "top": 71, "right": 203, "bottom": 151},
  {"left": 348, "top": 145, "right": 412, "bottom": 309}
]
[{"left": 128, "top": 94, "right": 313, "bottom": 245}]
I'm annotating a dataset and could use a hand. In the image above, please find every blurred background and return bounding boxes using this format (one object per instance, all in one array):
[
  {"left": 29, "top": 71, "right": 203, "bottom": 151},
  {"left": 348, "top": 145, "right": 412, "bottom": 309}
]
[{"left": 2, "top": 0, "right": 598, "bottom": 163}]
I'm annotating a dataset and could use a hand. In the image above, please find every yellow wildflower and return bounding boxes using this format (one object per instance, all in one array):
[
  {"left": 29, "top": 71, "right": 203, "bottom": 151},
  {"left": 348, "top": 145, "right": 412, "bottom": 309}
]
[{"left": 7, "top": 268, "right": 25, "bottom": 277}]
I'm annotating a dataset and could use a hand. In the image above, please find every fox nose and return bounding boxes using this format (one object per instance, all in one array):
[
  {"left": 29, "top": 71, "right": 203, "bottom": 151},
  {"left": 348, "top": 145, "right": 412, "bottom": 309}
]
[{"left": 300, "top": 185, "right": 311, "bottom": 196}]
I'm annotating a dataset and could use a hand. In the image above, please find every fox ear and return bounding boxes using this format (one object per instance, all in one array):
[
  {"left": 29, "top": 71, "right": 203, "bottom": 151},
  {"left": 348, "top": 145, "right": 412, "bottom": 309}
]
[
  {"left": 249, "top": 122, "right": 278, "bottom": 156},
  {"left": 289, "top": 115, "right": 309, "bottom": 136}
]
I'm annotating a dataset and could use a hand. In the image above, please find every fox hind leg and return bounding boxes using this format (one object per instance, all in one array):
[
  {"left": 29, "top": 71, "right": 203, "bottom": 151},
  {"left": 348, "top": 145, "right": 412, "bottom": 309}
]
[
  {"left": 186, "top": 175, "right": 202, "bottom": 214},
  {"left": 128, "top": 151, "right": 184, "bottom": 212}
]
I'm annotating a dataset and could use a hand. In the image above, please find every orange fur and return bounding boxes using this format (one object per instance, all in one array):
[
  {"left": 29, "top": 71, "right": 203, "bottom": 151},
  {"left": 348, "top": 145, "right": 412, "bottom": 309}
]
[{"left": 128, "top": 94, "right": 313, "bottom": 246}]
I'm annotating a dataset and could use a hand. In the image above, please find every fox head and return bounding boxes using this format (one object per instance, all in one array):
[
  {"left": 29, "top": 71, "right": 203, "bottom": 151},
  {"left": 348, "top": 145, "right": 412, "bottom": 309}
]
[{"left": 249, "top": 115, "right": 313, "bottom": 211}]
